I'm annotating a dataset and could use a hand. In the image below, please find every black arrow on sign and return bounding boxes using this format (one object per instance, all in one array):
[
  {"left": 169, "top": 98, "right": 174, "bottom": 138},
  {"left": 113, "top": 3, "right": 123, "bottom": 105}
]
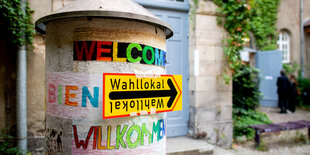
[{"left": 109, "top": 79, "right": 177, "bottom": 108}]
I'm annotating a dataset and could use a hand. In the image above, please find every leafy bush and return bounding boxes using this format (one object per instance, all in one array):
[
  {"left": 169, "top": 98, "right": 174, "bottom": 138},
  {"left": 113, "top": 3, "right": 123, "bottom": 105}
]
[
  {"left": 0, "top": 0, "right": 34, "bottom": 46},
  {"left": 233, "top": 65, "right": 272, "bottom": 139},
  {"left": 298, "top": 78, "right": 310, "bottom": 106},
  {"left": 233, "top": 65, "right": 261, "bottom": 111},
  {"left": 283, "top": 63, "right": 299, "bottom": 76},
  {"left": 249, "top": 0, "right": 281, "bottom": 50},
  {"left": 0, "top": 128, "right": 20, "bottom": 154},
  {"left": 298, "top": 78, "right": 310, "bottom": 91},
  {"left": 213, "top": 0, "right": 277, "bottom": 140},
  {"left": 233, "top": 109, "right": 272, "bottom": 139}
]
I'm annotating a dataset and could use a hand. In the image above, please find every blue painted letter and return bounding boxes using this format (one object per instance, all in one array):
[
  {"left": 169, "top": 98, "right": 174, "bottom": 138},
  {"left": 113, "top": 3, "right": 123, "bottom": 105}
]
[{"left": 82, "top": 86, "right": 99, "bottom": 108}]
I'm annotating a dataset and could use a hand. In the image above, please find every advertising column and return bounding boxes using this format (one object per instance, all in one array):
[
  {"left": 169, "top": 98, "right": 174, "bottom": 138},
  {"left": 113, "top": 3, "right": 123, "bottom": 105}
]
[{"left": 35, "top": 0, "right": 181, "bottom": 154}]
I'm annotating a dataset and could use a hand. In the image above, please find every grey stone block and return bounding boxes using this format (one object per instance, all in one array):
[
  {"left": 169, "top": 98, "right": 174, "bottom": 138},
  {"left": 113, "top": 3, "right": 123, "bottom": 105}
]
[
  {"left": 216, "top": 105, "right": 232, "bottom": 121},
  {"left": 216, "top": 122, "right": 233, "bottom": 148}
]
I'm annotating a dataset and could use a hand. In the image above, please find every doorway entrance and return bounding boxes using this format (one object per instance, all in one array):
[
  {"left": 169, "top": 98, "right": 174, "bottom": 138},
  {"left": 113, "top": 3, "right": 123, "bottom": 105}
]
[{"left": 136, "top": 0, "right": 190, "bottom": 137}]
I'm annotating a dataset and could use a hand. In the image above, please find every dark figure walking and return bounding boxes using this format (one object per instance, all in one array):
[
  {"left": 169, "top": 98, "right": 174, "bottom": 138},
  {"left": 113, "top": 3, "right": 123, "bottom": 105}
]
[
  {"left": 277, "top": 70, "right": 291, "bottom": 113},
  {"left": 289, "top": 75, "right": 298, "bottom": 113}
]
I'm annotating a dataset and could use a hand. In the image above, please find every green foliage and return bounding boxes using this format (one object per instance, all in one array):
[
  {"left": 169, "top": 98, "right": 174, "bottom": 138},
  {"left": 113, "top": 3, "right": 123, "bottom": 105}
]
[
  {"left": 192, "top": 0, "right": 198, "bottom": 7},
  {"left": 233, "top": 65, "right": 261, "bottom": 111},
  {"left": 297, "top": 78, "right": 310, "bottom": 107},
  {"left": 214, "top": 0, "right": 252, "bottom": 74},
  {"left": 0, "top": 128, "right": 21, "bottom": 154},
  {"left": 233, "top": 65, "right": 272, "bottom": 139},
  {"left": 283, "top": 63, "right": 299, "bottom": 75},
  {"left": 0, "top": 0, "right": 34, "bottom": 46},
  {"left": 214, "top": 0, "right": 281, "bottom": 75},
  {"left": 250, "top": 0, "right": 281, "bottom": 50},
  {"left": 213, "top": 0, "right": 277, "bottom": 139},
  {"left": 298, "top": 78, "right": 310, "bottom": 90},
  {"left": 256, "top": 141, "right": 268, "bottom": 151},
  {"left": 293, "top": 132, "right": 308, "bottom": 144},
  {"left": 233, "top": 109, "right": 271, "bottom": 139}
]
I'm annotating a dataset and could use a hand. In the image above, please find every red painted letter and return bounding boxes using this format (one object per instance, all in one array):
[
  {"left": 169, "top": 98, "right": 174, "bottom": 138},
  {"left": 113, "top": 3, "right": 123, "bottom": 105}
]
[
  {"left": 48, "top": 84, "right": 56, "bottom": 103},
  {"left": 73, "top": 125, "right": 94, "bottom": 149},
  {"left": 74, "top": 41, "right": 96, "bottom": 60},
  {"left": 93, "top": 126, "right": 97, "bottom": 149}
]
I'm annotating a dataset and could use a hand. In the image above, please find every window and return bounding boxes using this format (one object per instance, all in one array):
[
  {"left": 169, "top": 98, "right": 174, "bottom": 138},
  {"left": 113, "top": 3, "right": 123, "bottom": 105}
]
[{"left": 277, "top": 31, "right": 290, "bottom": 63}]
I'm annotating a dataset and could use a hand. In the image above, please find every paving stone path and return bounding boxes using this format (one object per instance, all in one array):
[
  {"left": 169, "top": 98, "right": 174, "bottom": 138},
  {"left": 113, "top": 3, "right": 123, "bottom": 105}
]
[{"left": 214, "top": 107, "right": 310, "bottom": 155}]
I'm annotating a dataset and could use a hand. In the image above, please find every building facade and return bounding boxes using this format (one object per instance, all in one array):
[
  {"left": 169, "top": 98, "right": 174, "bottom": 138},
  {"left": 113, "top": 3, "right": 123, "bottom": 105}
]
[
  {"left": 2, "top": 0, "right": 279, "bottom": 153},
  {"left": 277, "top": 0, "right": 310, "bottom": 78},
  {"left": 28, "top": 0, "right": 232, "bottom": 153},
  {"left": 2, "top": 0, "right": 309, "bottom": 154}
]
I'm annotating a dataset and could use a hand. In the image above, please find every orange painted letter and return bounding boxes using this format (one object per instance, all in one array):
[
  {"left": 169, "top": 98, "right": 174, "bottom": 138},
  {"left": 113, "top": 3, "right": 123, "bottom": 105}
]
[
  {"left": 65, "top": 85, "right": 78, "bottom": 106},
  {"left": 97, "top": 126, "right": 106, "bottom": 150}
]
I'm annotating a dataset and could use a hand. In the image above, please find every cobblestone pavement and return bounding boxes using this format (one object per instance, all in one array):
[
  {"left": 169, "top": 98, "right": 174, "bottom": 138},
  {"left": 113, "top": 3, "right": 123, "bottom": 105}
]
[{"left": 214, "top": 107, "right": 310, "bottom": 155}]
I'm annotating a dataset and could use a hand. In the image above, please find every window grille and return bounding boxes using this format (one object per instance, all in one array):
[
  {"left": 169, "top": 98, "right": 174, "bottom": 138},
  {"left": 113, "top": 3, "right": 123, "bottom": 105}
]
[{"left": 277, "top": 31, "right": 290, "bottom": 63}]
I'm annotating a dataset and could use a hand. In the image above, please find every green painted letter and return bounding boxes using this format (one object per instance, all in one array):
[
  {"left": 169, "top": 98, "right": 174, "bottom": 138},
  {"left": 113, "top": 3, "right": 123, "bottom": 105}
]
[
  {"left": 127, "top": 43, "right": 142, "bottom": 63},
  {"left": 126, "top": 125, "right": 142, "bottom": 149},
  {"left": 116, "top": 125, "right": 128, "bottom": 149}
]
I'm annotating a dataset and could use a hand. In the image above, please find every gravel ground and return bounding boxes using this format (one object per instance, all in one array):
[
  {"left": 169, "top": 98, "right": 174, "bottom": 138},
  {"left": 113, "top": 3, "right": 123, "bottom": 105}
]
[{"left": 214, "top": 107, "right": 310, "bottom": 155}]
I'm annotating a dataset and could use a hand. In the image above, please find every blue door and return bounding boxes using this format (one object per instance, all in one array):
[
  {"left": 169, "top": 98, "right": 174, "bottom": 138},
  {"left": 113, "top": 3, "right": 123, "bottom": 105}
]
[
  {"left": 256, "top": 50, "right": 283, "bottom": 107},
  {"left": 135, "top": 0, "right": 190, "bottom": 137}
]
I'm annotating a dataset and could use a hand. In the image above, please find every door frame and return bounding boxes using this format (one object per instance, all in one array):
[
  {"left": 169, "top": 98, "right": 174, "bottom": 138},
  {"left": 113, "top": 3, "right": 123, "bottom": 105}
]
[{"left": 135, "top": 0, "right": 190, "bottom": 11}]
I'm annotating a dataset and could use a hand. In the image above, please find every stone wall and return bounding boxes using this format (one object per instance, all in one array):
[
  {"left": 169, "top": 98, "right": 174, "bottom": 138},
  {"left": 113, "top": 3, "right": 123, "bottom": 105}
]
[
  {"left": 27, "top": 0, "right": 51, "bottom": 153},
  {"left": 26, "top": 35, "right": 46, "bottom": 153},
  {"left": 188, "top": 0, "right": 232, "bottom": 148}
]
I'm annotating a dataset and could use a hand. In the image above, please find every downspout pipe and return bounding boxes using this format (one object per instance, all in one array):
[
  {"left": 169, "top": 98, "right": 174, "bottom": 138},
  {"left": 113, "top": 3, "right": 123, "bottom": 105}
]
[
  {"left": 300, "top": 0, "right": 304, "bottom": 78},
  {"left": 16, "top": 0, "right": 27, "bottom": 153}
]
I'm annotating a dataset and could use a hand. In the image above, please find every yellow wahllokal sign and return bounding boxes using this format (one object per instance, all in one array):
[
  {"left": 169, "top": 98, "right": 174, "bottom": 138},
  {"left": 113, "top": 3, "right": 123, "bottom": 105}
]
[{"left": 103, "top": 73, "right": 182, "bottom": 119}]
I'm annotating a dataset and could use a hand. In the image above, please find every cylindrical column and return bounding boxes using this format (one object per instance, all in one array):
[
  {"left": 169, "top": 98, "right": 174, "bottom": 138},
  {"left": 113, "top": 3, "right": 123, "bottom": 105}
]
[
  {"left": 36, "top": 1, "right": 174, "bottom": 154},
  {"left": 44, "top": 17, "right": 169, "bottom": 154}
]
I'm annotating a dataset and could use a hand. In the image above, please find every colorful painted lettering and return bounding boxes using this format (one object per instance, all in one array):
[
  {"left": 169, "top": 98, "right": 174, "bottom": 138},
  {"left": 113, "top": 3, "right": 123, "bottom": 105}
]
[
  {"left": 46, "top": 72, "right": 182, "bottom": 119},
  {"left": 73, "top": 41, "right": 167, "bottom": 67},
  {"left": 72, "top": 119, "right": 166, "bottom": 150},
  {"left": 48, "top": 84, "right": 99, "bottom": 108}
]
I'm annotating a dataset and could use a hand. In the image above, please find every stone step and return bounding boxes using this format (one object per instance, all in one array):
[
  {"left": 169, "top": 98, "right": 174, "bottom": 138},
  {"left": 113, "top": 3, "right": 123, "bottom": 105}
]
[{"left": 167, "top": 136, "right": 214, "bottom": 155}]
